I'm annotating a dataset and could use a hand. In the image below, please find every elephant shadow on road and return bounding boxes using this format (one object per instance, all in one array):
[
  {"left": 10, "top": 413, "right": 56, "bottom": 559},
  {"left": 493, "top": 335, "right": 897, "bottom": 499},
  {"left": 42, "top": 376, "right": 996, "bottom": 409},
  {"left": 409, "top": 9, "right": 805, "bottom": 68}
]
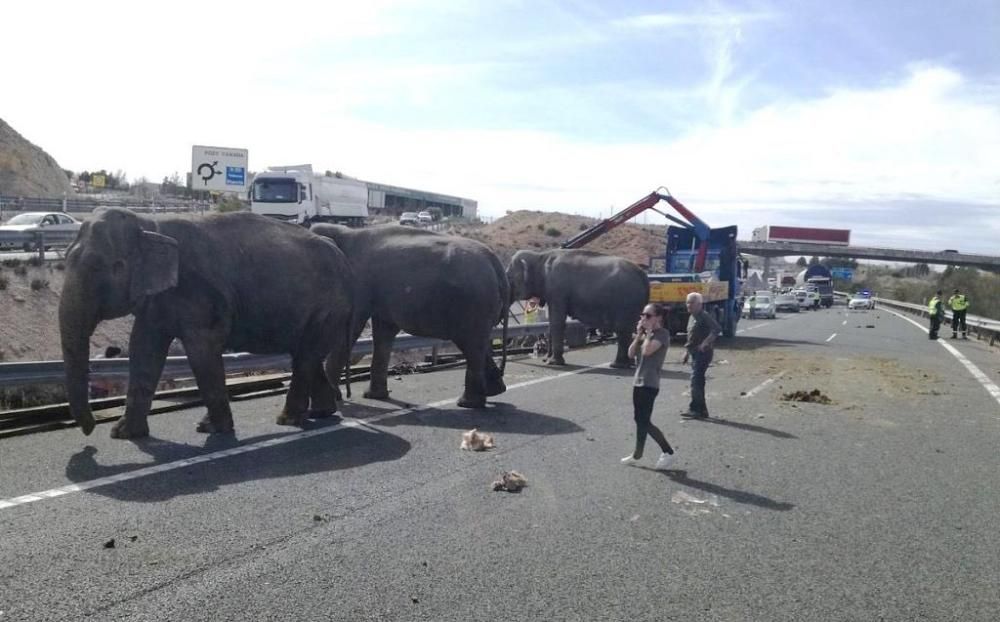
[
  {"left": 360, "top": 400, "right": 584, "bottom": 436},
  {"left": 64, "top": 420, "right": 411, "bottom": 503}
]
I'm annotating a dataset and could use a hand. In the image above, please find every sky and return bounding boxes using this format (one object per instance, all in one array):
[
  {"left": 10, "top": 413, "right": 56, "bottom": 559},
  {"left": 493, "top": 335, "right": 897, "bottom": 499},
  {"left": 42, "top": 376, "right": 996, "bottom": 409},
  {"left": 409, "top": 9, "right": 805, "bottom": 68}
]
[{"left": 3, "top": 0, "right": 999, "bottom": 253}]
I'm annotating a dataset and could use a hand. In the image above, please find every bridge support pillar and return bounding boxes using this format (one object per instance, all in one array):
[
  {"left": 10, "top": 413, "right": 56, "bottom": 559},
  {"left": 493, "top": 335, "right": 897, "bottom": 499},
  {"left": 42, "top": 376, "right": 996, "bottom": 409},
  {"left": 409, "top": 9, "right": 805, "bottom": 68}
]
[{"left": 763, "top": 256, "right": 771, "bottom": 283}]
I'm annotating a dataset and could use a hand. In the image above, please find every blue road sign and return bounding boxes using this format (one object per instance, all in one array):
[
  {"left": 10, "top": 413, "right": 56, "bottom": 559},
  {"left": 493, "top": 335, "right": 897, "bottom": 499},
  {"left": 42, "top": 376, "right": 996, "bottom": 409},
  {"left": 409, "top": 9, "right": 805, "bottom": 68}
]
[
  {"left": 830, "top": 267, "right": 854, "bottom": 280},
  {"left": 226, "top": 166, "right": 246, "bottom": 186}
]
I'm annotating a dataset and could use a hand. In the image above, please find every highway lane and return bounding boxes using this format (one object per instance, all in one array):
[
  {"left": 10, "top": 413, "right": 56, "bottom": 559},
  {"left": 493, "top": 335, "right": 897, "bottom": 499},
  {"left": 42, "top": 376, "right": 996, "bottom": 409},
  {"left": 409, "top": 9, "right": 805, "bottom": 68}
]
[{"left": 1, "top": 305, "right": 999, "bottom": 621}]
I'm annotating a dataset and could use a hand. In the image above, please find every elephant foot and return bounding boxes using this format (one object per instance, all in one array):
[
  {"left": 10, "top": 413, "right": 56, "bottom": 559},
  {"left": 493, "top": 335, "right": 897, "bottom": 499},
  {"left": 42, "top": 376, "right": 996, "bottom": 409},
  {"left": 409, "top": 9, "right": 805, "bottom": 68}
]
[
  {"left": 308, "top": 408, "right": 341, "bottom": 420},
  {"left": 275, "top": 410, "right": 308, "bottom": 427},
  {"left": 457, "top": 394, "right": 487, "bottom": 409},
  {"left": 609, "top": 360, "right": 633, "bottom": 370},
  {"left": 363, "top": 388, "right": 390, "bottom": 400},
  {"left": 195, "top": 414, "right": 235, "bottom": 434},
  {"left": 485, "top": 378, "right": 507, "bottom": 397},
  {"left": 332, "top": 387, "right": 343, "bottom": 402},
  {"left": 110, "top": 418, "right": 149, "bottom": 439},
  {"left": 546, "top": 356, "right": 567, "bottom": 366}
]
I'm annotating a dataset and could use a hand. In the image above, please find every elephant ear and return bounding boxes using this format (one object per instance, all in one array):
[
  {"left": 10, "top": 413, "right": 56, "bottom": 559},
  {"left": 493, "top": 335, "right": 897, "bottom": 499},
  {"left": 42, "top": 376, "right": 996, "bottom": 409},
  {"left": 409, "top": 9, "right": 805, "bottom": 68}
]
[{"left": 130, "top": 231, "right": 179, "bottom": 303}]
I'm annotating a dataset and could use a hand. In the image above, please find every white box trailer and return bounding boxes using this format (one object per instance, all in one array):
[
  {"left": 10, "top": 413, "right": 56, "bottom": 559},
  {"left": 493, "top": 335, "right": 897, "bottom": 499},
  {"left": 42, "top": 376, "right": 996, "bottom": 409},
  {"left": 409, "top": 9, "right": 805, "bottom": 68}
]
[{"left": 250, "top": 164, "right": 368, "bottom": 226}]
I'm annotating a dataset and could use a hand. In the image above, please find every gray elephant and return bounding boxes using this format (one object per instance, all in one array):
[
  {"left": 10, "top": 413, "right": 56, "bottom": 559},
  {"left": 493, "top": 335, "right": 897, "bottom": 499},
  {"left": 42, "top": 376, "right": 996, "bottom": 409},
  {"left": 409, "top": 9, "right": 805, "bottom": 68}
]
[
  {"left": 507, "top": 249, "right": 649, "bottom": 367},
  {"left": 311, "top": 224, "right": 508, "bottom": 408},
  {"left": 60, "top": 208, "right": 354, "bottom": 439}
]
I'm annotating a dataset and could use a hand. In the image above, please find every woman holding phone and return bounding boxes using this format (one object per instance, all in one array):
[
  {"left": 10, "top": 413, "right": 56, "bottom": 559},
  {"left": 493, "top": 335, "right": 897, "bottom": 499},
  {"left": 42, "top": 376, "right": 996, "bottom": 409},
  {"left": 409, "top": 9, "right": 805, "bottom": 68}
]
[{"left": 621, "top": 303, "right": 676, "bottom": 470}]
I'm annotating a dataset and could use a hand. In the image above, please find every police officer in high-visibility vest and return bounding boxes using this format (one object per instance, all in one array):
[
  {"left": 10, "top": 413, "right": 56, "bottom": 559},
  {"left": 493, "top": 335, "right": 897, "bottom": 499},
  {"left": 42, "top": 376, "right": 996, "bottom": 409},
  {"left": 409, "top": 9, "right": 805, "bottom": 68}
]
[
  {"left": 948, "top": 288, "right": 970, "bottom": 339},
  {"left": 928, "top": 290, "right": 944, "bottom": 340}
]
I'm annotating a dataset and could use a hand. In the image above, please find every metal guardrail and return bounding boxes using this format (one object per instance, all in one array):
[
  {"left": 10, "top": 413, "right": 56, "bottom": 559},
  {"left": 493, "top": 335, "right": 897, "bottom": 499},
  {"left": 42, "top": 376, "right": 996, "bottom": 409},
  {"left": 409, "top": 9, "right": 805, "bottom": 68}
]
[
  {"left": 836, "top": 291, "right": 999, "bottom": 346},
  {"left": 0, "top": 195, "right": 210, "bottom": 215},
  {"left": 0, "top": 321, "right": 568, "bottom": 388}
]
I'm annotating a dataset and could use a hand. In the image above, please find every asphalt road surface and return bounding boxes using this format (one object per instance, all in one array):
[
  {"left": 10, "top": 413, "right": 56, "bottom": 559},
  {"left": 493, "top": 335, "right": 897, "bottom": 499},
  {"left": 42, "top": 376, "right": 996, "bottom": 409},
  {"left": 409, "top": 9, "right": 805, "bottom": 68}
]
[{"left": 1, "top": 305, "right": 999, "bottom": 621}]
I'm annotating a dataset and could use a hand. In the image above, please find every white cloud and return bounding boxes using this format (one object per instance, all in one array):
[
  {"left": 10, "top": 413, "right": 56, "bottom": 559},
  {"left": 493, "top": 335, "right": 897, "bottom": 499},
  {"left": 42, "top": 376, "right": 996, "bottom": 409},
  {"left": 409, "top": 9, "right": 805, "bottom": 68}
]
[{"left": 613, "top": 10, "right": 778, "bottom": 30}]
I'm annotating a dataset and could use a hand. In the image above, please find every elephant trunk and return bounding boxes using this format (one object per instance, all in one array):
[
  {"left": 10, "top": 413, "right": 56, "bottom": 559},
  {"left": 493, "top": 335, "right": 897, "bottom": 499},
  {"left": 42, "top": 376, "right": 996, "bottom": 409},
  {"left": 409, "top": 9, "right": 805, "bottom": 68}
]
[{"left": 59, "top": 279, "right": 99, "bottom": 435}]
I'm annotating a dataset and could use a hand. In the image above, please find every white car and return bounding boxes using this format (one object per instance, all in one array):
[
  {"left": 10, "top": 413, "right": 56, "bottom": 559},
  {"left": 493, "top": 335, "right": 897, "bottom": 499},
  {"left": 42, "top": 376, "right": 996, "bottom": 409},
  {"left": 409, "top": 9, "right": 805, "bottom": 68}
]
[
  {"left": 742, "top": 295, "right": 776, "bottom": 319},
  {"left": 417, "top": 211, "right": 433, "bottom": 223},
  {"left": 773, "top": 293, "right": 800, "bottom": 313},
  {"left": 398, "top": 212, "right": 419, "bottom": 226},
  {"left": 0, "top": 212, "right": 83, "bottom": 250},
  {"left": 791, "top": 289, "right": 811, "bottom": 310},
  {"left": 848, "top": 295, "right": 874, "bottom": 310}
]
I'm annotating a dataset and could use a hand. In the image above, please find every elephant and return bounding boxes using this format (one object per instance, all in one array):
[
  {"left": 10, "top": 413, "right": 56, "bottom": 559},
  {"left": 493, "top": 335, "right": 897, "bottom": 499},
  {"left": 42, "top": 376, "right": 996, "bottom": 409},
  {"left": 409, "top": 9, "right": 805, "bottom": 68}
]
[
  {"left": 310, "top": 223, "right": 509, "bottom": 408},
  {"left": 507, "top": 249, "right": 649, "bottom": 367},
  {"left": 59, "top": 208, "right": 355, "bottom": 439}
]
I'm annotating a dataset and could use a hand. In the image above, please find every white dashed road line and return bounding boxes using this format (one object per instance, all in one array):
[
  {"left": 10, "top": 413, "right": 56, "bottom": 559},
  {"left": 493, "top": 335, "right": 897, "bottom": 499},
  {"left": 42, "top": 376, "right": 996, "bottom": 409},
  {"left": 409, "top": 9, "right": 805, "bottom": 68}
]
[
  {"left": 740, "top": 370, "right": 788, "bottom": 399},
  {"left": 0, "top": 363, "right": 610, "bottom": 512},
  {"left": 826, "top": 333, "right": 837, "bottom": 343},
  {"left": 883, "top": 308, "right": 1000, "bottom": 408}
]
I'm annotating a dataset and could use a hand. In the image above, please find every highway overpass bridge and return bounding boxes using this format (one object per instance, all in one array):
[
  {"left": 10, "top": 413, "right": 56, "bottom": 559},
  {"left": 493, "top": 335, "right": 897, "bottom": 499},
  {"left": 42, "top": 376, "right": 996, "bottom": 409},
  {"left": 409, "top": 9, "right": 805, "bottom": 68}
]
[{"left": 739, "top": 240, "right": 1000, "bottom": 270}]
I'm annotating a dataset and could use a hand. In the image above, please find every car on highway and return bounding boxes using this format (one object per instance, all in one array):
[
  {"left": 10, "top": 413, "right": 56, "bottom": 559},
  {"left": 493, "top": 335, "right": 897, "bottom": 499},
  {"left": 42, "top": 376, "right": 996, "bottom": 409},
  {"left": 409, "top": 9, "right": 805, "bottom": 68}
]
[
  {"left": 773, "top": 292, "right": 800, "bottom": 313},
  {"left": 0, "top": 212, "right": 82, "bottom": 250},
  {"left": 848, "top": 293, "right": 874, "bottom": 310},
  {"left": 398, "top": 212, "right": 419, "bottom": 226},
  {"left": 793, "top": 291, "right": 808, "bottom": 309},
  {"left": 742, "top": 294, "right": 776, "bottom": 319},
  {"left": 417, "top": 211, "right": 433, "bottom": 223}
]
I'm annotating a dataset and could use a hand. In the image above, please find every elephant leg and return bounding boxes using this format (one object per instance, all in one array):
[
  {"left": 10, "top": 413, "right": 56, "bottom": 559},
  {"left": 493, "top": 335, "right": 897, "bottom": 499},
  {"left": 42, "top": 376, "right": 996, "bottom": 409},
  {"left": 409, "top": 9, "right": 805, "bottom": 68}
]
[
  {"left": 484, "top": 350, "right": 506, "bottom": 396},
  {"left": 276, "top": 354, "right": 312, "bottom": 426},
  {"left": 456, "top": 336, "right": 489, "bottom": 409},
  {"left": 309, "top": 357, "right": 338, "bottom": 419},
  {"left": 182, "top": 332, "right": 235, "bottom": 434},
  {"left": 365, "top": 316, "right": 399, "bottom": 400},
  {"left": 111, "top": 322, "right": 172, "bottom": 439},
  {"left": 610, "top": 330, "right": 633, "bottom": 368},
  {"left": 546, "top": 305, "right": 568, "bottom": 366}
]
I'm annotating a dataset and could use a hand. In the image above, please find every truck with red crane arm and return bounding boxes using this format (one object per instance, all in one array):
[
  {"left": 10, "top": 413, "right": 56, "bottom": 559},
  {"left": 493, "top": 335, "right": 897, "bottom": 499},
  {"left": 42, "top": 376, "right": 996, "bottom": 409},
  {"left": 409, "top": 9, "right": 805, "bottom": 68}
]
[{"left": 561, "top": 188, "right": 744, "bottom": 338}]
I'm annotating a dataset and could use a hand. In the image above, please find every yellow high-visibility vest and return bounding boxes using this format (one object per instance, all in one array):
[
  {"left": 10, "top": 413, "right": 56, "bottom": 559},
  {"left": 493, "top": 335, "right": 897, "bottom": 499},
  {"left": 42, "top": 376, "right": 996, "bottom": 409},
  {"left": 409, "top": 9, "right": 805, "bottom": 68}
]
[
  {"left": 948, "top": 294, "right": 969, "bottom": 311},
  {"left": 928, "top": 297, "right": 941, "bottom": 316}
]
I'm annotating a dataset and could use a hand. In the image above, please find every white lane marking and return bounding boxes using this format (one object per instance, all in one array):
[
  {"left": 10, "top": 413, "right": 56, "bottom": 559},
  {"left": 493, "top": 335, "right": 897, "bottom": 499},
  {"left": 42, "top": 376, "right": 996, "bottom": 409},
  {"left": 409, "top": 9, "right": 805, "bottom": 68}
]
[
  {"left": 842, "top": 320, "right": 848, "bottom": 326},
  {"left": 826, "top": 333, "right": 837, "bottom": 343},
  {"left": 736, "top": 323, "right": 769, "bottom": 334},
  {"left": 0, "top": 363, "right": 610, "bottom": 512},
  {"left": 740, "top": 370, "right": 788, "bottom": 399},
  {"left": 883, "top": 308, "right": 1000, "bottom": 408}
]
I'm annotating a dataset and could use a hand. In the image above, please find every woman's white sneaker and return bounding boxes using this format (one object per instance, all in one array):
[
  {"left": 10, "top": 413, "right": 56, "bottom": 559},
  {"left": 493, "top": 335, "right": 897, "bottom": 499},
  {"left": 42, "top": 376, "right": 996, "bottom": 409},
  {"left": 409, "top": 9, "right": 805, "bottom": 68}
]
[
  {"left": 654, "top": 452, "right": 675, "bottom": 471},
  {"left": 620, "top": 455, "right": 641, "bottom": 466}
]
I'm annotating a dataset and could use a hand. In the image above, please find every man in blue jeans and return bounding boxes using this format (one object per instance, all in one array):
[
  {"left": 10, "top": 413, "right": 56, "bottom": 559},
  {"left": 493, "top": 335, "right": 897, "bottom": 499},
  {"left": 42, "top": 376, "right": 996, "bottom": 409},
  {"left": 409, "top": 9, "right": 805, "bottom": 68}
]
[{"left": 681, "top": 292, "right": 721, "bottom": 419}]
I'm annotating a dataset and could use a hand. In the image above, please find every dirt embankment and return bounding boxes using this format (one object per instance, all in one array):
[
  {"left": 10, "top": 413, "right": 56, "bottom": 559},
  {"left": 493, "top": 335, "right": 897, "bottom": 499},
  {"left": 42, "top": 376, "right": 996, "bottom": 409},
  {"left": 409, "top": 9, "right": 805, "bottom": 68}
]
[
  {"left": 451, "top": 210, "right": 665, "bottom": 266},
  {"left": 0, "top": 118, "right": 73, "bottom": 197},
  {"left": 0, "top": 261, "right": 132, "bottom": 362}
]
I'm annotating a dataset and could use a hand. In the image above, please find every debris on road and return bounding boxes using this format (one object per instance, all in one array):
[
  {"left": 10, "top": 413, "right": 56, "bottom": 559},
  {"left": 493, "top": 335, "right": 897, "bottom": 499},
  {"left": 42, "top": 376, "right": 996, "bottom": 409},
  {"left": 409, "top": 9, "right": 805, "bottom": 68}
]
[
  {"left": 492, "top": 471, "right": 527, "bottom": 492},
  {"left": 461, "top": 428, "right": 495, "bottom": 451},
  {"left": 103, "top": 538, "right": 116, "bottom": 549},
  {"left": 781, "top": 389, "right": 832, "bottom": 404}
]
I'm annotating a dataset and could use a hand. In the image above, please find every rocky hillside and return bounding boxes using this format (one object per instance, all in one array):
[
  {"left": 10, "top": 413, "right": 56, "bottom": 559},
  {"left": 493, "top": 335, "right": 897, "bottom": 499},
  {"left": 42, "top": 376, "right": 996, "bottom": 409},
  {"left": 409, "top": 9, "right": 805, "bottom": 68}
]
[
  {"left": 0, "top": 118, "right": 72, "bottom": 197},
  {"left": 451, "top": 210, "right": 666, "bottom": 267}
]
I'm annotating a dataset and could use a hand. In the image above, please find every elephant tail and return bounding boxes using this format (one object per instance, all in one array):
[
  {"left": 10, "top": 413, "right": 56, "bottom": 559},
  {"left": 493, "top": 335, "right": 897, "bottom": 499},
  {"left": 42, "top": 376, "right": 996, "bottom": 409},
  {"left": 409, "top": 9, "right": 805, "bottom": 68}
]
[
  {"left": 343, "top": 318, "right": 352, "bottom": 399},
  {"left": 500, "top": 304, "right": 509, "bottom": 376}
]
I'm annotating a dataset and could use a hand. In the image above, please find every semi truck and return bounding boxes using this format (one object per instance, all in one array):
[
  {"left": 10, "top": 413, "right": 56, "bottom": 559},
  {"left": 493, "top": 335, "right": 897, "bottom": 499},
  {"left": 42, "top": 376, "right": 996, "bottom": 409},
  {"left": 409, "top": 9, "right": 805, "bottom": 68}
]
[
  {"left": 752, "top": 225, "right": 851, "bottom": 246},
  {"left": 800, "top": 264, "right": 834, "bottom": 308},
  {"left": 562, "top": 190, "right": 743, "bottom": 338},
  {"left": 249, "top": 165, "right": 368, "bottom": 226}
]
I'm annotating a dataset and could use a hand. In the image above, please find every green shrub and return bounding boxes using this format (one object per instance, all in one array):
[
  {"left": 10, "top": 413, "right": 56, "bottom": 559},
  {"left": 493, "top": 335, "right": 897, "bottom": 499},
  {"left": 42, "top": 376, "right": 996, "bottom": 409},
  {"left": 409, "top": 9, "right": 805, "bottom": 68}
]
[
  {"left": 536, "top": 223, "right": 544, "bottom": 230},
  {"left": 30, "top": 278, "right": 48, "bottom": 291},
  {"left": 14, "top": 265, "right": 27, "bottom": 277},
  {"left": 216, "top": 195, "right": 246, "bottom": 213},
  {"left": 55, "top": 262, "right": 66, "bottom": 271},
  {"left": 0, "top": 275, "right": 8, "bottom": 290},
  {"left": 544, "top": 227, "right": 562, "bottom": 237},
  {"left": 2, "top": 259, "right": 21, "bottom": 268},
  {"left": 27, "top": 256, "right": 43, "bottom": 268}
]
